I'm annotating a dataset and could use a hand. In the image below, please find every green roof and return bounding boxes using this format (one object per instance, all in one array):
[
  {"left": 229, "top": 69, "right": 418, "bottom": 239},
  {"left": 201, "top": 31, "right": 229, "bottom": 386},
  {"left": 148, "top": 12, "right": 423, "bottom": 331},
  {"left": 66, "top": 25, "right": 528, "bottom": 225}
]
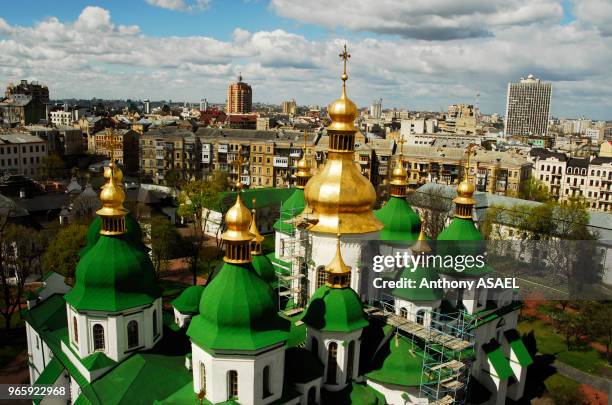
[
  {"left": 374, "top": 197, "right": 421, "bottom": 242},
  {"left": 88, "top": 353, "right": 192, "bottom": 405},
  {"left": 392, "top": 265, "right": 443, "bottom": 301},
  {"left": 366, "top": 333, "right": 426, "bottom": 387},
  {"left": 437, "top": 217, "right": 483, "bottom": 241},
  {"left": 216, "top": 187, "right": 296, "bottom": 212},
  {"left": 322, "top": 382, "right": 385, "bottom": 405},
  {"left": 273, "top": 188, "right": 305, "bottom": 233},
  {"left": 302, "top": 285, "right": 369, "bottom": 333},
  {"left": 171, "top": 285, "right": 205, "bottom": 314},
  {"left": 81, "top": 215, "right": 147, "bottom": 257},
  {"left": 187, "top": 261, "right": 288, "bottom": 351},
  {"left": 505, "top": 329, "right": 533, "bottom": 367},
  {"left": 80, "top": 351, "right": 117, "bottom": 371},
  {"left": 483, "top": 343, "right": 514, "bottom": 380},
  {"left": 472, "top": 302, "right": 522, "bottom": 329},
  {"left": 436, "top": 218, "right": 492, "bottom": 277},
  {"left": 251, "top": 254, "right": 277, "bottom": 287},
  {"left": 33, "top": 357, "right": 63, "bottom": 385},
  {"left": 65, "top": 234, "right": 162, "bottom": 312}
]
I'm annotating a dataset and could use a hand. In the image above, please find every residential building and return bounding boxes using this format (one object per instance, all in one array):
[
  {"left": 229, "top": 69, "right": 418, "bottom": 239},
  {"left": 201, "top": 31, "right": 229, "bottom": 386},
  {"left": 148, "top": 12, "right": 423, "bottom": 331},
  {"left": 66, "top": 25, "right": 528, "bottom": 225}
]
[
  {"left": 226, "top": 74, "right": 252, "bottom": 114},
  {"left": 504, "top": 74, "right": 551, "bottom": 136},
  {"left": 529, "top": 148, "right": 568, "bottom": 200},
  {"left": 93, "top": 129, "right": 140, "bottom": 173},
  {"left": 140, "top": 128, "right": 201, "bottom": 184},
  {"left": 0, "top": 95, "right": 46, "bottom": 126},
  {"left": 5, "top": 80, "right": 49, "bottom": 103},
  {"left": 370, "top": 98, "right": 382, "bottom": 119},
  {"left": 50, "top": 110, "right": 73, "bottom": 126},
  {"left": 0, "top": 131, "right": 47, "bottom": 177},
  {"left": 439, "top": 104, "right": 479, "bottom": 135}
]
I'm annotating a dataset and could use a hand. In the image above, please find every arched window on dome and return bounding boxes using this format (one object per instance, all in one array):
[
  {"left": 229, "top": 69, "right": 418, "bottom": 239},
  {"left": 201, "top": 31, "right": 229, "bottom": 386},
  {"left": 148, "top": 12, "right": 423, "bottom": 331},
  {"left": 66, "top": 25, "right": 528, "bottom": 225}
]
[
  {"left": 228, "top": 370, "right": 238, "bottom": 399},
  {"left": 93, "top": 324, "right": 105, "bottom": 351},
  {"left": 327, "top": 342, "right": 338, "bottom": 384},
  {"left": 263, "top": 366, "right": 272, "bottom": 398},
  {"left": 73, "top": 317, "right": 78, "bottom": 344},
  {"left": 316, "top": 266, "right": 326, "bottom": 289},
  {"left": 127, "top": 320, "right": 139, "bottom": 349},
  {"left": 153, "top": 310, "right": 158, "bottom": 337},
  {"left": 346, "top": 341, "right": 355, "bottom": 383}
]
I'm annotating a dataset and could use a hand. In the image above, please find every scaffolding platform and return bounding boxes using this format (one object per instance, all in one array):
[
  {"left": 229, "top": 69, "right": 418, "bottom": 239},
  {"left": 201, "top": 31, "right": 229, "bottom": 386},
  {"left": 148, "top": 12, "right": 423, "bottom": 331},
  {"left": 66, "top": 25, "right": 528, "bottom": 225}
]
[
  {"left": 366, "top": 308, "right": 472, "bottom": 351},
  {"left": 430, "top": 395, "right": 454, "bottom": 405}
]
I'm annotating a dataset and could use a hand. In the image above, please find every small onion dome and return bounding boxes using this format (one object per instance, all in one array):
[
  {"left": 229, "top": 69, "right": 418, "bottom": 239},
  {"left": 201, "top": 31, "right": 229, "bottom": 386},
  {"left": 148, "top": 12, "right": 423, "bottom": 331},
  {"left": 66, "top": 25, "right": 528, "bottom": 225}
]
[
  {"left": 327, "top": 86, "right": 358, "bottom": 132},
  {"left": 302, "top": 285, "right": 368, "bottom": 332},
  {"left": 410, "top": 222, "right": 431, "bottom": 255},
  {"left": 326, "top": 236, "right": 351, "bottom": 288},
  {"left": 222, "top": 193, "right": 253, "bottom": 242},
  {"left": 187, "top": 261, "right": 288, "bottom": 351},
  {"left": 453, "top": 179, "right": 476, "bottom": 219},
  {"left": 437, "top": 216, "right": 492, "bottom": 277},
  {"left": 97, "top": 165, "right": 127, "bottom": 218},
  {"left": 295, "top": 155, "right": 312, "bottom": 189},
  {"left": 65, "top": 235, "right": 162, "bottom": 312},
  {"left": 171, "top": 285, "right": 205, "bottom": 315},
  {"left": 249, "top": 199, "right": 265, "bottom": 254}
]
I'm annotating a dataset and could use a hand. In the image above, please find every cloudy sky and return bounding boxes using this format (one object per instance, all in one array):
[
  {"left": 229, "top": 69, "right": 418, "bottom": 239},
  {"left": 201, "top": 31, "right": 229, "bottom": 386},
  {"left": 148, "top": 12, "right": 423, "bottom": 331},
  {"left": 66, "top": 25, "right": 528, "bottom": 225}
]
[{"left": 1, "top": 0, "right": 611, "bottom": 119}]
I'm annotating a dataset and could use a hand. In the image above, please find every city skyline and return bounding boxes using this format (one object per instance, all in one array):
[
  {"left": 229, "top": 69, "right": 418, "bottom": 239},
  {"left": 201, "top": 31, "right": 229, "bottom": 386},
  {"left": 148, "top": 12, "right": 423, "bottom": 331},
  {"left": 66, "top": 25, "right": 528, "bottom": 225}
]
[{"left": 1, "top": 1, "right": 611, "bottom": 119}]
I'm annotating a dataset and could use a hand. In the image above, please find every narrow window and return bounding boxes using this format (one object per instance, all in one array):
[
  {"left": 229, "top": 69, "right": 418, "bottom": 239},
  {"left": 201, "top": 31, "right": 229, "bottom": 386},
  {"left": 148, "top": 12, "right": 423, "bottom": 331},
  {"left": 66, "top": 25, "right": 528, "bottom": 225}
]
[
  {"left": 346, "top": 341, "right": 355, "bottom": 382},
  {"left": 73, "top": 317, "right": 78, "bottom": 344},
  {"left": 263, "top": 366, "right": 272, "bottom": 397},
  {"left": 93, "top": 324, "right": 105, "bottom": 351},
  {"left": 228, "top": 370, "right": 238, "bottom": 399},
  {"left": 153, "top": 310, "right": 158, "bottom": 336},
  {"left": 316, "top": 266, "right": 326, "bottom": 289},
  {"left": 327, "top": 342, "right": 338, "bottom": 384},
  {"left": 200, "top": 363, "right": 206, "bottom": 393},
  {"left": 127, "top": 320, "right": 139, "bottom": 348}
]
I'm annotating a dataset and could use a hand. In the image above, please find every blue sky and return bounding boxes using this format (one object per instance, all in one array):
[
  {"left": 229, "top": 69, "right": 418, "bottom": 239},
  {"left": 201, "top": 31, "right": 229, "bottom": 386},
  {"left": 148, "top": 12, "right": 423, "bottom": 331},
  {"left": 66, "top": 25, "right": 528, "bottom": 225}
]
[{"left": 0, "top": 0, "right": 611, "bottom": 119}]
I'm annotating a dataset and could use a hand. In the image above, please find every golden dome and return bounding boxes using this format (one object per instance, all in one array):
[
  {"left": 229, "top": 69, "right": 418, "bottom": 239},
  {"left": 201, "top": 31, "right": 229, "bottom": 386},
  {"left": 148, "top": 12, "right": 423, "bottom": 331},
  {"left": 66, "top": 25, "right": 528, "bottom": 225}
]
[
  {"left": 327, "top": 88, "right": 358, "bottom": 132},
  {"left": 222, "top": 193, "right": 253, "bottom": 242},
  {"left": 303, "top": 45, "right": 382, "bottom": 234},
  {"left": 411, "top": 219, "right": 431, "bottom": 255},
  {"left": 96, "top": 163, "right": 128, "bottom": 235},
  {"left": 326, "top": 234, "right": 351, "bottom": 289}
]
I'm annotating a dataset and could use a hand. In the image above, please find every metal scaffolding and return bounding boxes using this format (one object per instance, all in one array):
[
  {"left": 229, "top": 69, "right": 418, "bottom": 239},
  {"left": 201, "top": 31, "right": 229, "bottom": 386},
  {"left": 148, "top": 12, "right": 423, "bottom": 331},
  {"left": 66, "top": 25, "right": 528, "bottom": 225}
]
[{"left": 366, "top": 296, "right": 476, "bottom": 405}]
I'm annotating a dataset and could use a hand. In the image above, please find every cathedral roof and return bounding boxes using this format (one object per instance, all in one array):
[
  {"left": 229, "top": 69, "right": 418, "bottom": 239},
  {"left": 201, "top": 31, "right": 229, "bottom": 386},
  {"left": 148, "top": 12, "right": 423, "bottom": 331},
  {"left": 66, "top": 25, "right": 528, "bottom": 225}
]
[
  {"left": 302, "top": 285, "right": 368, "bottom": 332},
  {"left": 273, "top": 188, "right": 305, "bottom": 233},
  {"left": 65, "top": 235, "right": 162, "bottom": 312},
  {"left": 374, "top": 197, "right": 421, "bottom": 242},
  {"left": 171, "top": 285, "right": 205, "bottom": 315},
  {"left": 391, "top": 266, "right": 443, "bottom": 302},
  {"left": 251, "top": 254, "right": 277, "bottom": 287},
  {"left": 187, "top": 262, "right": 288, "bottom": 351},
  {"left": 81, "top": 215, "right": 147, "bottom": 257}
]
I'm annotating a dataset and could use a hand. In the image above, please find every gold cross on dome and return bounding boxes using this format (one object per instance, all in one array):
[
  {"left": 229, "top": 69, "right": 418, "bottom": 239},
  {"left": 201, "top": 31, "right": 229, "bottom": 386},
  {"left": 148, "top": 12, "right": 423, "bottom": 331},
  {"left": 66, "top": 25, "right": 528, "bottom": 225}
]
[
  {"left": 339, "top": 44, "right": 351, "bottom": 81},
  {"left": 398, "top": 136, "right": 405, "bottom": 155}
]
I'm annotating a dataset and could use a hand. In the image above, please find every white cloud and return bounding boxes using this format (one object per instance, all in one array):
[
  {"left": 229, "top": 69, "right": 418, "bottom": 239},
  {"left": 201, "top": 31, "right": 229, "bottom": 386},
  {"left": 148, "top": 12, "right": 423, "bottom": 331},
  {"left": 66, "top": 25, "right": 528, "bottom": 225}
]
[
  {"left": 572, "top": 0, "right": 612, "bottom": 36},
  {"left": 0, "top": 5, "right": 611, "bottom": 119},
  {"left": 270, "top": 0, "right": 563, "bottom": 40},
  {"left": 145, "top": 0, "right": 210, "bottom": 12}
]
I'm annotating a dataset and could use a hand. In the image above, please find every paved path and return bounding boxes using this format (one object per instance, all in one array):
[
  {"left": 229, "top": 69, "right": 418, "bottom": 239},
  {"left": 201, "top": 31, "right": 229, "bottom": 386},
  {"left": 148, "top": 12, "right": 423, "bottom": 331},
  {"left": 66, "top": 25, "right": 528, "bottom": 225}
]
[{"left": 552, "top": 358, "right": 611, "bottom": 393}]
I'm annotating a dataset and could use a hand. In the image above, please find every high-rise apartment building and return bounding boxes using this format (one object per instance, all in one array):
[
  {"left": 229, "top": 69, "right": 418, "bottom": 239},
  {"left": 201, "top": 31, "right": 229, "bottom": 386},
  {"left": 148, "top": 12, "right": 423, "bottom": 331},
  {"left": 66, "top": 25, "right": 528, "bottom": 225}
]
[
  {"left": 5, "top": 80, "right": 49, "bottom": 103},
  {"left": 370, "top": 98, "right": 382, "bottom": 119},
  {"left": 504, "top": 74, "right": 551, "bottom": 136},
  {"left": 282, "top": 99, "right": 296, "bottom": 115},
  {"left": 226, "top": 74, "right": 252, "bottom": 114}
]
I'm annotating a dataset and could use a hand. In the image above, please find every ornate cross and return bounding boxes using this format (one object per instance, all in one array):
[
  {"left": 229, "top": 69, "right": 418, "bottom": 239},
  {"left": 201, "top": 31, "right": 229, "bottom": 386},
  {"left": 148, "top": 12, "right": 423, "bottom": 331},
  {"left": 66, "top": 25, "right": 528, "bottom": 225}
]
[{"left": 339, "top": 44, "right": 351, "bottom": 82}]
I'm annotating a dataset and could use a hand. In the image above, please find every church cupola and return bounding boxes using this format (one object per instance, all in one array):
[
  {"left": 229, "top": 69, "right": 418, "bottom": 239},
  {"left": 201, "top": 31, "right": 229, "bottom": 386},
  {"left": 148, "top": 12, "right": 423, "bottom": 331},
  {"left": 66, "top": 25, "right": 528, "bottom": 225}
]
[
  {"left": 222, "top": 170, "right": 254, "bottom": 264},
  {"left": 295, "top": 130, "right": 312, "bottom": 189}
]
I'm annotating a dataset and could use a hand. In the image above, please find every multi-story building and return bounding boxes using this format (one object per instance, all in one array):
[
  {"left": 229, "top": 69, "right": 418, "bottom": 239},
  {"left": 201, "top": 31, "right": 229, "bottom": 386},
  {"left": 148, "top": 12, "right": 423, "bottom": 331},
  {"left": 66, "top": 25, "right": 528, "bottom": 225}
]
[
  {"left": 5, "top": 80, "right": 49, "bottom": 103},
  {"left": 140, "top": 128, "right": 201, "bottom": 184},
  {"left": 49, "top": 110, "right": 74, "bottom": 126},
  {"left": 586, "top": 157, "right": 612, "bottom": 211},
  {"left": 400, "top": 145, "right": 531, "bottom": 196},
  {"left": 504, "top": 74, "right": 552, "bottom": 136},
  {"left": 226, "top": 74, "right": 252, "bottom": 114},
  {"left": 0, "top": 95, "right": 46, "bottom": 126},
  {"left": 26, "top": 125, "right": 83, "bottom": 156},
  {"left": 0, "top": 131, "right": 47, "bottom": 177},
  {"left": 94, "top": 129, "right": 140, "bottom": 173},
  {"left": 561, "top": 157, "right": 589, "bottom": 201},
  {"left": 369, "top": 98, "right": 382, "bottom": 119},
  {"left": 282, "top": 99, "right": 296, "bottom": 115},
  {"left": 529, "top": 148, "right": 568, "bottom": 200},
  {"left": 439, "top": 104, "right": 478, "bottom": 135}
]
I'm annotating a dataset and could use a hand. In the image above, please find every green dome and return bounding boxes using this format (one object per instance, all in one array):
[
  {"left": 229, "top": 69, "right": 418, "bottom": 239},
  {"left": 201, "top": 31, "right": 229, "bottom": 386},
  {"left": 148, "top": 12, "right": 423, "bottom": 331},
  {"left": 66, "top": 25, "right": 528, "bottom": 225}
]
[
  {"left": 65, "top": 234, "right": 162, "bottom": 312},
  {"left": 273, "top": 188, "right": 305, "bottom": 233},
  {"left": 251, "top": 254, "right": 277, "bottom": 287},
  {"left": 374, "top": 197, "right": 421, "bottom": 242},
  {"left": 366, "top": 334, "right": 427, "bottom": 387},
  {"left": 436, "top": 218, "right": 492, "bottom": 277},
  {"left": 302, "top": 285, "right": 368, "bottom": 332},
  {"left": 81, "top": 215, "right": 146, "bottom": 256},
  {"left": 392, "top": 266, "right": 443, "bottom": 301},
  {"left": 187, "top": 262, "right": 288, "bottom": 351},
  {"left": 171, "top": 285, "right": 205, "bottom": 314}
]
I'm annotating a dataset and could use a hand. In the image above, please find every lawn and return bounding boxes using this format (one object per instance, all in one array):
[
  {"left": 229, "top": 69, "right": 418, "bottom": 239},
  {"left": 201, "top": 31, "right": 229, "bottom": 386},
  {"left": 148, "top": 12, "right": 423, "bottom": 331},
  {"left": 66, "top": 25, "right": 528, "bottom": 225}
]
[{"left": 518, "top": 319, "right": 611, "bottom": 375}]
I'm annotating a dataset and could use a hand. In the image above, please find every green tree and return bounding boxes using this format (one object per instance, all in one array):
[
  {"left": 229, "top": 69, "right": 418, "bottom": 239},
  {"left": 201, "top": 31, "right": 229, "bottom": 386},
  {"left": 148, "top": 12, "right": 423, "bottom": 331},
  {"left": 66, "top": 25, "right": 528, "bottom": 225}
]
[
  {"left": 583, "top": 301, "right": 612, "bottom": 364},
  {"left": 0, "top": 225, "right": 45, "bottom": 330},
  {"left": 177, "top": 170, "right": 228, "bottom": 285},
  {"left": 518, "top": 174, "right": 551, "bottom": 202},
  {"left": 42, "top": 224, "right": 88, "bottom": 285},
  {"left": 150, "top": 215, "right": 180, "bottom": 278},
  {"left": 38, "top": 154, "right": 66, "bottom": 180}
]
